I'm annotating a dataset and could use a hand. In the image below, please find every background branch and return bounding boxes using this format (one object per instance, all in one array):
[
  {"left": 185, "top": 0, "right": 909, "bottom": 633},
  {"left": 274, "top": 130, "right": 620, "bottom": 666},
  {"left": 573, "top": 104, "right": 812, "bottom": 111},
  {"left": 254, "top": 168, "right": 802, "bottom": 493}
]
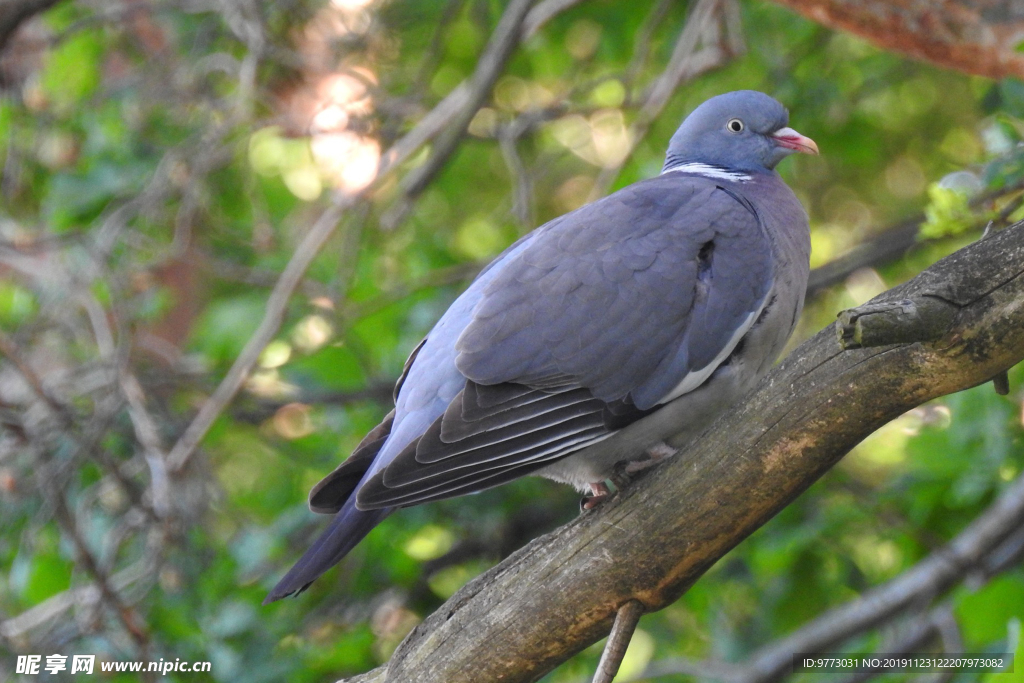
[
  {"left": 0, "top": 0, "right": 60, "bottom": 53},
  {"left": 767, "top": 0, "right": 1024, "bottom": 80},
  {"left": 737, "top": 467, "right": 1024, "bottom": 683}
]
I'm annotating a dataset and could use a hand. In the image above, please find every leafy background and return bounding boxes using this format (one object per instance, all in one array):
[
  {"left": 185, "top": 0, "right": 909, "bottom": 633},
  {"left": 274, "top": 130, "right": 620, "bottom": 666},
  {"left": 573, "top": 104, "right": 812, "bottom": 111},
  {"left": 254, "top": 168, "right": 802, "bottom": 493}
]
[{"left": 0, "top": 0, "right": 1023, "bottom": 681}]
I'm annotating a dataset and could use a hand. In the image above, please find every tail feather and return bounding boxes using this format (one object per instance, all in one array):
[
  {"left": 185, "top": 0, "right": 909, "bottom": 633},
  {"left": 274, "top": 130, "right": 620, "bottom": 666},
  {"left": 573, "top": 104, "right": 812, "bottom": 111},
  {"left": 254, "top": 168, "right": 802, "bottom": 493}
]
[{"left": 264, "top": 499, "right": 392, "bottom": 603}]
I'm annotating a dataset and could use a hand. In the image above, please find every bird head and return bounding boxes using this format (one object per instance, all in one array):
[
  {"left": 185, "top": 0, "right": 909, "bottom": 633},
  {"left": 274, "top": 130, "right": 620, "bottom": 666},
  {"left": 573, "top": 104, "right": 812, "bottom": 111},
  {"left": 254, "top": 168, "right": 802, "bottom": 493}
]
[{"left": 663, "top": 90, "right": 818, "bottom": 174}]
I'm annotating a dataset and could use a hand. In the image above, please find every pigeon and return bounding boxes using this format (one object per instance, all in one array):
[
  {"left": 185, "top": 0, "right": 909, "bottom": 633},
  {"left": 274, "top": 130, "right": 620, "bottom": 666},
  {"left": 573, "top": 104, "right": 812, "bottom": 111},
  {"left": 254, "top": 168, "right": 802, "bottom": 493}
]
[{"left": 265, "top": 90, "right": 817, "bottom": 602}]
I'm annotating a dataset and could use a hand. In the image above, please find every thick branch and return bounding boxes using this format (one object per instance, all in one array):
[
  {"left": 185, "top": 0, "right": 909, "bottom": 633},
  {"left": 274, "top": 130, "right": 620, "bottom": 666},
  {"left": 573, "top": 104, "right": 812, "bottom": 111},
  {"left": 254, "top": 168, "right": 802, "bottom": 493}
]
[
  {"left": 767, "top": 0, "right": 1024, "bottom": 80},
  {"left": 835, "top": 297, "right": 957, "bottom": 349},
  {"left": 341, "top": 222, "right": 1024, "bottom": 683}
]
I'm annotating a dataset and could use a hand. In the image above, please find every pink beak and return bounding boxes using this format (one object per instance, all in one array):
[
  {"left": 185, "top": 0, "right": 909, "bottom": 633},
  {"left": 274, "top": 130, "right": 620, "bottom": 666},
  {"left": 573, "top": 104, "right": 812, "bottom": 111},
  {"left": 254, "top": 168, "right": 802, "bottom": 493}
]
[{"left": 772, "top": 127, "right": 819, "bottom": 155}]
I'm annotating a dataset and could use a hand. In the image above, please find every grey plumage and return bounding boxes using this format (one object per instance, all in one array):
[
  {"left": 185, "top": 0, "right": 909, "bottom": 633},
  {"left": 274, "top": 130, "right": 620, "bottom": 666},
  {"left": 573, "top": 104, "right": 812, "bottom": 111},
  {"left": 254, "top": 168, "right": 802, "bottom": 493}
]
[{"left": 266, "top": 90, "right": 816, "bottom": 603}]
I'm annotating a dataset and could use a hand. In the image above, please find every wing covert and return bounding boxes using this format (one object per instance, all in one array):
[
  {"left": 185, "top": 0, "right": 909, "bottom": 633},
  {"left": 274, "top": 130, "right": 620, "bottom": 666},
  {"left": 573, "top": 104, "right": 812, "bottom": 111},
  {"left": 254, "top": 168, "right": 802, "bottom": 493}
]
[
  {"left": 456, "top": 174, "right": 774, "bottom": 406},
  {"left": 359, "top": 173, "right": 776, "bottom": 508}
]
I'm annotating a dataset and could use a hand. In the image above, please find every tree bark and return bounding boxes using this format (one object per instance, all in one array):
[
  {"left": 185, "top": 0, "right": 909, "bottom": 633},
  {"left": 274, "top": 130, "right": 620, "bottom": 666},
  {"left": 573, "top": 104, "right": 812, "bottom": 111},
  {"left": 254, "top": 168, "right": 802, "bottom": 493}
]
[
  {"left": 767, "top": 0, "right": 1024, "bottom": 80},
  {"left": 340, "top": 220, "right": 1024, "bottom": 683}
]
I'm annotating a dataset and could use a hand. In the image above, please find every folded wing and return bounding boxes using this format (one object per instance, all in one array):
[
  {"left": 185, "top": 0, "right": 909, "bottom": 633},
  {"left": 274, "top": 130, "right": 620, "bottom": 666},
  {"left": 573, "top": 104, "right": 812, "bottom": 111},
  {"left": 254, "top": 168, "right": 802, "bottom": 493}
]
[{"left": 352, "top": 174, "right": 775, "bottom": 510}]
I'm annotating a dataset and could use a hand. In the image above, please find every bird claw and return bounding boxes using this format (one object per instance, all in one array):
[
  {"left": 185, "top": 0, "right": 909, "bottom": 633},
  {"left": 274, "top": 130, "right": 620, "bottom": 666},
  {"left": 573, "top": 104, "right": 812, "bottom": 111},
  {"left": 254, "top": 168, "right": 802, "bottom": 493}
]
[
  {"left": 581, "top": 443, "right": 678, "bottom": 511},
  {"left": 581, "top": 481, "right": 613, "bottom": 511}
]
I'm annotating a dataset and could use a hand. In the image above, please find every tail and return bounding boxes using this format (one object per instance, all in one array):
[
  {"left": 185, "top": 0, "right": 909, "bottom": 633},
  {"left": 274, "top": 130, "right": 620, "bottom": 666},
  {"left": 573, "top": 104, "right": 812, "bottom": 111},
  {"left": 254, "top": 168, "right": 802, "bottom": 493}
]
[{"left": 264, "top": 498, "right": 392, "bottom": 603}]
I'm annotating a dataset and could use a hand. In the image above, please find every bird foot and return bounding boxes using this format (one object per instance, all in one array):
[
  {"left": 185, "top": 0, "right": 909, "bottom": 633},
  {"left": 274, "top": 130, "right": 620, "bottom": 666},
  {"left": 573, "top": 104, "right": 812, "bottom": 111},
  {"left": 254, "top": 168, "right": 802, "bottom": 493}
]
[
  {"left": 608, "top": 441, "right": 677, "bottom": 491},
  {"left": 581, "top": 443, "right": 678, "bottom": 511},
  {"left": 581, "top": 481, "right": 613, "bottom": 511},
  {"left": 623, "top": 441, "right": 677, "bottom": 474}
]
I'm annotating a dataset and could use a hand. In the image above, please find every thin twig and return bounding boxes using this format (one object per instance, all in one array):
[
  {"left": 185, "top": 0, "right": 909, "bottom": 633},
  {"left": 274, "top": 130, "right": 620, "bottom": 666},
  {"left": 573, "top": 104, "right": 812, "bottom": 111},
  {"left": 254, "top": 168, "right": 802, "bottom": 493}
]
[
  {"left": 400, "top": 0, "right": 535, "bottom": 200},
  {"left": 378, "top": 84, "right": 471, "bottom": 177},
  {"left": 198, "top": 252, "right": 334, "bottom": 300},
  {"left": 119, "top": 372, "right": 172, "bottom": 517},
  {"left": 33, "top": 453, "right": 152, "bottom": 657},
  {"left": 410, "top": 0, "right": 468, "bottom": 101},
  {"left": 340, "top": 261, "right": 485, "bottom": 322},
  {"left": 806, "top": 180, "right": 1024, "bottom": 296},
  {"left": 589, "top": 0, "right": 737, "bottom": 199},
  {"left": 166, "top": 193, "right": 356, "bottom": 472},
  {"left": 523, "top": 0, "right": 588, "bottom": 39},
  {"left": 0, "top": 329, "right": 71, "bottom": 422},
  {"left": 622, "top": 0, "right": 676, "bottom": 98},
  {"left": 593, "top": 600, "right": 646, "bottom": 683},
  {"left": 930, "top": 607, "right": 963, "bottom": 683},
  {"left": 834, "top": 610, "right": 938, "bottom": 683},
  {"left": 499, "top": 127, "right": 535, "bottom": 230},
  {"left": 0, "top": 560, "right": 152, "bottom": 646}
]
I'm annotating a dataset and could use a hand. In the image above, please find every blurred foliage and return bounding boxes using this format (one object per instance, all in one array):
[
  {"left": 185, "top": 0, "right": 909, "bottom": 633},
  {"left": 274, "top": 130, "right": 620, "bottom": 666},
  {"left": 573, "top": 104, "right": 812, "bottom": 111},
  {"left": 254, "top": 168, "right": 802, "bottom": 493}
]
[{"left": 0, "top": 1, "right": 1023, "bottom": 682}]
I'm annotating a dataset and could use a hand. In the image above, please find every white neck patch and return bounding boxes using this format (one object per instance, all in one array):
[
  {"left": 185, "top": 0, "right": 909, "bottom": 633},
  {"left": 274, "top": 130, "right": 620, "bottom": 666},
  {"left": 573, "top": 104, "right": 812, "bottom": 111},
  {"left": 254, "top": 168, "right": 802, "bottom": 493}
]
[{"left": 662, "top": 162, "right": 751, "bottom": 182}]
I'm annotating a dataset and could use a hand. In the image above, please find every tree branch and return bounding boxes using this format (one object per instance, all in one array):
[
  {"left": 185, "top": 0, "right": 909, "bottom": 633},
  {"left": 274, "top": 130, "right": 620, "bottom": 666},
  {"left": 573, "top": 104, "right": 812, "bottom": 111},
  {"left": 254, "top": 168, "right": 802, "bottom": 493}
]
[
  {"left": 338, "top": 222, "right": 1024, "bottom": 682},
  {"left": 165, "top": 194, "right": 357, "bottom": 472},
  {"left": 0, "top": 0, "right": 60, "bottom": 53},
  {"left": 592, "top": 600, "right": 645, "bottom": 683},
  {"left": 806, "top": 180, "right": 1024, "bottom": 297},
  {"left": 589, "top": 0, "right": 741, "bottom": 199},
  {"left": 767, "top": 0, "right": 1024, "bottom": 80},
  {"left": 736, "top": 463, "right": 1024, "bottom": 683},
  {"left": 398, "top": 0, "right": 535, "bottom": 200},
  {"left": 523, "top": 0, "right": 588, "bottom": 39}
]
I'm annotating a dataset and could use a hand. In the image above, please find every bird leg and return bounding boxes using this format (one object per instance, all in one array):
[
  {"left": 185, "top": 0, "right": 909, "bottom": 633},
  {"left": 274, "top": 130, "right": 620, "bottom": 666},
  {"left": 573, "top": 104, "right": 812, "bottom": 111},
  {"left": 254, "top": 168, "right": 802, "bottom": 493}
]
[
  {"left": 624, "top": 441, "right": 677, "bottom": 474},
  {"left": 609, "top": 441, "right": 678, "bottom": 490},
  {"left": 581, "top": 481, "right": 613, "bottom": 511},
  {"left": 582, "top": 442, "right": 679, "bottom": 511}
]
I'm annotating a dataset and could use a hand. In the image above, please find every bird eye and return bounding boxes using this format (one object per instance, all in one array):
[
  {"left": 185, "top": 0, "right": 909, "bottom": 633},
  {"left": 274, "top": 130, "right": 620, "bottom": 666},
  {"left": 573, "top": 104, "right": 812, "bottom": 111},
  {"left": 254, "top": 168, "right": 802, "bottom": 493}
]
[{"left": 727, "top": 118, "right": 744, "bottom": 133}]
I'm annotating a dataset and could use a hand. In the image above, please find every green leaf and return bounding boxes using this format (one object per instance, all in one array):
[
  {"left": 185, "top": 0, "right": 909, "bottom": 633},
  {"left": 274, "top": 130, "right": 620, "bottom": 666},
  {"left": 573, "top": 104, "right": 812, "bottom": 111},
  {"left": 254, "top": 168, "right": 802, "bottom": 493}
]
[
  {"left": 956, "top": 574, "right": 1024, "bottom": 646},
  {"left": 24, "top": 553, "right": 73, "bottom": 604},
  {"left": 40, "top": 31, "right": 103, "bottom": 111},
  {"left": 43, "top": 160, "right": 151, "bottom": 230},
  {"left": 283, "top": 344, "right": 367, "bottom": 393},
  {"left": 920, "top": 184, "right": 978, "bottom": 241},
  {"left": 0, "top": 283, "right": 37, "bottom": 325},
  {"left": 192, "top": 296, "right": 267, "bottom": 363}
]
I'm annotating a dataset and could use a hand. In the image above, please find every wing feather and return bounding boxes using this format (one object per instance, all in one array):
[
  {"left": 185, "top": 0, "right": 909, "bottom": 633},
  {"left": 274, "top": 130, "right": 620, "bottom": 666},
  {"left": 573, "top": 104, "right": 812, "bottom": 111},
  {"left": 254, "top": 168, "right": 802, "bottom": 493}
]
[
  {"left": 308, "top": 410, "right": 395, "bottom": 513},
  {"left": 355, "top": 174, "right": 776, "bottom": 508}
]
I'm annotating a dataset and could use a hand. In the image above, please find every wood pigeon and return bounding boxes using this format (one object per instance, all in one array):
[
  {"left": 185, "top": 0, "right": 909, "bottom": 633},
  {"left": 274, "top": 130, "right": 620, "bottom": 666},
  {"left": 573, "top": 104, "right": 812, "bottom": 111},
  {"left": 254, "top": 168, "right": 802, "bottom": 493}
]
[{"left": 266, "top": 90, "right": 817, "bottom": 602}]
